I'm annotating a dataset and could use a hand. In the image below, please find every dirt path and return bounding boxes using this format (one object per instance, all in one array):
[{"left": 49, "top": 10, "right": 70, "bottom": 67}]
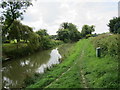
[{"left": 78, "top": 46, "right": 89, "bottom": 88}]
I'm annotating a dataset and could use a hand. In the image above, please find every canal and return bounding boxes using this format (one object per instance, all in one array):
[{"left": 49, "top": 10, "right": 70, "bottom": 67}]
[{"left": 2, "top": 44, "right": 73, "bottom": 88}]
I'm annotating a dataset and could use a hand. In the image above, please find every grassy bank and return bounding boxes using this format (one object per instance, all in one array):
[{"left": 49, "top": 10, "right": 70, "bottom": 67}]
[
  {"left": 26, "top": 35, "right": 118, "bottom": 88},
  {"left": 2, "top": 40, "right": 63, "bottom": 60}
]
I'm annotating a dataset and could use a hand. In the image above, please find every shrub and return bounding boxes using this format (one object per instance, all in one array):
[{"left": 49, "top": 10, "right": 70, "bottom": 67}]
[{"left": 91, "top": 34, "right": 119, "bottom": 58}]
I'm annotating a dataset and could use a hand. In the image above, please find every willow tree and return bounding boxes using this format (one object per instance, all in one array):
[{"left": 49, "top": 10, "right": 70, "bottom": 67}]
[
  {"left": 27, "top": 32, "right": 41, "bottom": 52},
  {"left": 8, "top": 20, "right": 33, "bottom": 43}
]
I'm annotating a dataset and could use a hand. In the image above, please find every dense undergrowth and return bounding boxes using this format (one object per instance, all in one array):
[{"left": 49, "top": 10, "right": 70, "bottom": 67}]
[
  {"left": 2, "top": 40, "right": 63, "bottom": 60},
  {"left": 25, "top": 34, "right": 118, "bottom": 88},
  {"left": 92, "top": 34, "right": 120, "bottom": 59}
]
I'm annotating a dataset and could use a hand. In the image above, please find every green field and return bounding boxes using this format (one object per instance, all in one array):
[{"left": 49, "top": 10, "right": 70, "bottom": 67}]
[{"left": 27, "top": 36, "right": 118, "bottom": 88}]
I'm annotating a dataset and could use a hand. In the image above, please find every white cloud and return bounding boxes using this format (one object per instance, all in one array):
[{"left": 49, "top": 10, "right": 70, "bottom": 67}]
[{"left": 21, "top": 0, "right": 118, "bottom": 35}]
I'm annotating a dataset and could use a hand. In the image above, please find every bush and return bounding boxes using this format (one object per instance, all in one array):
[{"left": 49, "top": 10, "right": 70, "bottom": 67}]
[{"left": 91, "top": 34, "right": 119, "bottom": 58}]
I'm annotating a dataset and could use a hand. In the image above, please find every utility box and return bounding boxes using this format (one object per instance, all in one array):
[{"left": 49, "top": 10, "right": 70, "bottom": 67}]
[{"left": 96, "top": 47, "right": 101, "bottom": 57}]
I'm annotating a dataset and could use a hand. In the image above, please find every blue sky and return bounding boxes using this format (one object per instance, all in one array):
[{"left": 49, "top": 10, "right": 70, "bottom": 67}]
[{"left": 0, "top": 0, "right": 119, "bottom": 35}]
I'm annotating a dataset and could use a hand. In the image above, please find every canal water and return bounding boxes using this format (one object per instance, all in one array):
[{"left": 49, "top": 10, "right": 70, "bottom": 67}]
[
  {"left": 2, "top": 44, "right": 73, "bottom": 88},
  {"left": 2, "top": 48, "right": 61, "bottom": 88}
]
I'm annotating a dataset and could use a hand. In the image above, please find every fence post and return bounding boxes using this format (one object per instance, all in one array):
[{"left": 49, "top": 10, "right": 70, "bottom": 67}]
[{"left": 96, "top": 47, "right": 101, "bottom": 57}]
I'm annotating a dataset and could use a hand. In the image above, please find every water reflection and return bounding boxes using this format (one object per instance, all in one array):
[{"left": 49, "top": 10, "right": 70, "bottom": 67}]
[
  {"left": 2, "top": 48, "right": 61, "bottom": 88},
  {"left": 36, "top": 48, "right": 62, "bottom": 73}
]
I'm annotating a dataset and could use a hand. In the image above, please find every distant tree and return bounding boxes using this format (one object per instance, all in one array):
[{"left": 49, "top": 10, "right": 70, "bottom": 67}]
[
  {"left": 59, "top": 22, "right": 69, "bottom": 29},
  {"left": 57, "top": 29, "right": 70, "bottom": 42},
  {"left": 57, "top": 22, "right": 80, "bottom": 42},
  {"left": 0, "top": 0, "right": 32, "bottom": 35},
  {"left": 108, "top": 17, "right": 120, "bottom": 34},
  {"left": 36, "top": 29, "right": 53, "bottom": 49},
  {"left": 81, "top": 25, "right": 95, "bottom": 37},
  {"left": 36, "top": 29, "right": 49, "bottom": 36},
  {"left": 50, "top": 35, "right": 58, "bottom": 40},
  {"left": 68, "top": 23, "right": 80, "bottom": 41}
]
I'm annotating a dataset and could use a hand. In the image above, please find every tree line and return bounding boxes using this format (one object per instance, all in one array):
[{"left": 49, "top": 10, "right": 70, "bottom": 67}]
[{"left": 1, "top": 0, "right": 120, "bottom": 48}]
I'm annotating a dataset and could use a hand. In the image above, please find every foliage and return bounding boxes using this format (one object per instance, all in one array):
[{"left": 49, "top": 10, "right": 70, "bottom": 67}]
[
  {"left": 8, "top": 20, "right": 33, "bottom": 43},
  {"left": 2, "top": 35, "right": 62, "bottom": 59},
  {"left": 91, "top": 34, "right": 119, "bottom": 58},
  {"left": 108, "top": 17, "right": 120, "bottom": 34},
  {"left": 35, "top": 29, "right": 63, "bottom": 50},
  {"left": 57, "top": 29, "right": 70, "bottom": 42},
  {"left": 81, "top": 25, "right": 95, "bottom": 37},
  {"left": 27, "top": 32, "right": 40, "bottom": 52},
  {"left": 1, "top": 0, "right": 32, "bottom": 35},
  {"left": 36, "top": 29, "right": 49, "bottom": 36},
  {"left": 2, "top": 43, "right": 30, "bottom": 59},
  {"left": 57, "top": 22, "right": 80, "bottom": 42}
]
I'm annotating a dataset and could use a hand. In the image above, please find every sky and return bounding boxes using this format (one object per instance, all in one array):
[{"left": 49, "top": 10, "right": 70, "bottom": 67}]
[{"left": 1, "top": 0, "right": 119, "bottom": 35}]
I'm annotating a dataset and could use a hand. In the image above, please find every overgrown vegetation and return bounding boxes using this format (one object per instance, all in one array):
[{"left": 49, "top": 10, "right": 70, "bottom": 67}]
[
  {"left": 91, "top": 34, "right": 119, "bottom": 59},
  {"left": 2, "top": 39, "right": 62, "bottom": 60}
]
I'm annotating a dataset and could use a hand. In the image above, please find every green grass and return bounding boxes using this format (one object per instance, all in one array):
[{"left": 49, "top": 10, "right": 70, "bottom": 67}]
[
  {"left": 27, "top": 36, "right": 118, "bottom": 88},
  {"left": 78, "top": 38, "right": 118, "bottom": 88}
]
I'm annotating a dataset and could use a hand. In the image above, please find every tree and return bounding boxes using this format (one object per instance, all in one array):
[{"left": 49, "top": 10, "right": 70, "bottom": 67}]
[
  {"left": 0, "top": 0, "right": 32, "bottom": 35},
  {"left": 36, "top": 29, "right": 49, "bottom": 36},
  {"left": 36, "top": 29, "right": 53, "bottom": 49},
  {"left": 21, "top": 24, "right": 33, "bottom": 42},
  {"left": 57, "top": 29, "right": 70, "bottom": 42},
  {"left": 57, "top": 22, "right": 80, "bottom": 42},
  {"left": 8, "top": 20, "right": 33, "bottom": 43},
  {"left": 81, "top": 25, "right": 95, "bottom": 37},
  {"left": 27, "top": 32, "right": 40, "bottom": 51},
  {"left": 59, "top": 22, "right": 69, "bottom": 29},
  {"left": 8, "top": 20, "right": 22, "bottom": 43},
  {"left": 113, "top": 21, "right": 120, "bottom": 34},
  {"left": 108, "top": 17, "right": 120, "bottom": 34}
]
